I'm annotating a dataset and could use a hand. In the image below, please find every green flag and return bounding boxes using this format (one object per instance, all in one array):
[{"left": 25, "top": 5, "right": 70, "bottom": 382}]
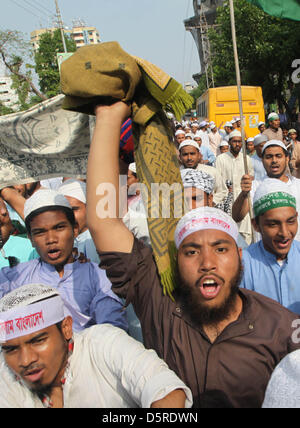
[{"left": 246, "top": 0, "right": 300, "bottom": 21}]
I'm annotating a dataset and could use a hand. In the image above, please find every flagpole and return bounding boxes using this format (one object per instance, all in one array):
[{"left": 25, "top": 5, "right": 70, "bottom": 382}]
[{"left": 229, "top": 0, "right": 255, "bottom": 241}]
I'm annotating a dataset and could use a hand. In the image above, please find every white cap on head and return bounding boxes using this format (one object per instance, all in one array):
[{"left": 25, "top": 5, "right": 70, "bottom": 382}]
[
  {"left": 262, "top": 140, "right": 288, "bottom": 155},
  {"left": 268, "top": 112, "right": 279, "bottom": 121},
  {"left": 58, "top": 179, "right": 86, "bottom": 204},
  {"left": 199, "top": 121, "right": 208, "bottom": 128},
  {"left": 0, "top": 284, "right": 65, "bottom": 343},
  {"left": 24, "top": 189, "right": 72, "bottom": 221},
  {"left": 193, "top": 132, "right": 203, "bottom": 140},
  {"left": 174, "top": 207, "right": 239, "bottom": 249},
  {"left": 178, "top": 140, "right": 200, "bottom": 152},
  {"left": 258, "top": 121, "right": 265, "bottom": 127},
  {"left": 175, "top": 130, "right": 186, "bottom": 136},
  {"left": 253, "top": 178, "right": 296, "bottom": 218},
  {"left": 224, "top": 121, "right": 233, "bottom": 128},
  {"left": 128, "top": 162, "right": 137, "bottom": 174},
  {"left": 247, "top": 137, "right": 254, "bottom": 143},
  {"left": 253, "top": 133, "right": 268, "bottom": 147},
  {"left": 185, "top": 133, "right": 194, "bottom": 139},
  {"left": 219, "top": 140, "right": 229, "bottom": 147},
  {"left": 228, "top": 130, "right": 242, "bottom": 140}
]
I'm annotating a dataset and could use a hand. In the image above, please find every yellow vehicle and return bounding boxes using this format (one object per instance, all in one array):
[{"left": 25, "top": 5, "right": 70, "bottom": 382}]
[{"left": 196, "top": 86, "right": 265, "bottom": 138}]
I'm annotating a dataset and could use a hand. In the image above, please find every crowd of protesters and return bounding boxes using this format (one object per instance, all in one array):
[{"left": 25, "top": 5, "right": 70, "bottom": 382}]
[{"left": 1, "top": 101, "right": 300, "bottom": 408}]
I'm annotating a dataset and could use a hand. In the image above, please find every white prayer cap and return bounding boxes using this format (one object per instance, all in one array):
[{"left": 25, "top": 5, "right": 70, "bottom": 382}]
[
  {"left": 262, "top": 140, "right": 288, "bottom": 155},
  {"left": 224, "top": 121, "right": 233, "bottom": 128},
  {"left": 185, "top": 133, "right": 194, "bottom": 139},
  {"left": 219, "top": 140, "right": 229, "bottom": 147},
  {"left": 0, "top": 284, "right": 65, "bottom": 343},
  {"left": 174, "top": 207, "right": 239, "bottom": 249},
  {"left": 258, "top": 121, "right": 265, "bottom": 127},
  {"left": 128, "top": 162, "right": 137, "bottom": 174},
  {"left": 190, "top": 122, "right": 199, "bottom": 127},
  {"left": 210, "top": 124, "right": 217, "bottom": 130},
  {"left": 178, "top": 140, "right": 200, "bottom": 152},
  {"left": 247, "top": 137, "right": 254, "bottom": 143},
  {"left": 228, "top": 130, "right": 242, "bottom": 140},
  {"left": 199, "top": 121, "right": 208, "bottom": 128},
  {"left": 209, "top": 121, "right": 215, "bottom": 126},
  {"left": 193, "top": 132, "right": 202, "bottom": 139},
  {"left": 268, "top": 112, "right": 279, "bottom": 121},
  {"left": 58, "top": 179, "right": 86, "bottom": 204},
  {"left": 181, "top": 169, "right": 214, "bottom": 194},
  {"left": 24, "top": 189, "right": 72, "bottom": 221},
  {"left": 253, "top": 133, "right": 268, "bottom": 147},
  {"left": 253, "top": 178, "right": 296, "bottom": 218},
  {"left": 289, "top": 129, "right": 297, "bottom": 135},
  {"left": 175, "top": 129, "right": 186, "bottom": 136}
]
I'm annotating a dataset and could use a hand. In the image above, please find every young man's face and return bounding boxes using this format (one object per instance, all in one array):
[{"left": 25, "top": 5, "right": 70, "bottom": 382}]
[
  {"left": 177, "top": 229, "right": 242, "bottom": 324},
  {"left": 2, "top": 317, "right": 72, "bottom": 393},
  {"left": 253, "top": 207, "right": 298, "bottom": 260},
  {"left": 28, "top": 210, "right": 78, "bottom": 269},
  {"left": 270, "top": 119, "right": 281, "bottom": 130},
  {"left": 255, "top": 142, "right": 266, "bottom": 158},
  {"left": 0, "top": 198, "right": 13, "bottom": 246},
  {"left": 262, "top": 147, "right": 288, "bottom": 179},
  {"left": 259, "top": 124, "right": 266, "bottom": 133},
  {"left": 179, "top": 146, "right": 201, "bottom": 169},
  {"left": 176, "top": 134, "right": 186, "bottom": 146},
  {"left": 65, "top": 196, "right": 87, "bottom": 235},
  {"left": 229, "top": 137, "right": 242, "bottom": 156},
  {"left": 246, "top": 141, "right": 255, "bottom": 154},
  {"left": 220, "top": 145, "right": 229, "bottom": 154}
]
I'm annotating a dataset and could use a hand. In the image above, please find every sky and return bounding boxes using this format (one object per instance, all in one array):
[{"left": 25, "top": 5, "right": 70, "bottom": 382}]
[{"left": 1, "top": 0, "right": 201, "bottom": 87}]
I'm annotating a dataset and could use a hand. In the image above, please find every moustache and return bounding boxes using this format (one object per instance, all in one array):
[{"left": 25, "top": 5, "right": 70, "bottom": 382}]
[{"left": 20, "top": 363, "right": 45, "bottom": 378}]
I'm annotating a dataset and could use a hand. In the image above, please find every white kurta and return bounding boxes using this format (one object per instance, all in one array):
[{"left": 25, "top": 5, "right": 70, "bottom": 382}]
[
  {"left": 0, "top": 324, "right": 192, "bottom": 408},
  {"left": 216, "top": 151, "right": 254, "bottom": 244}
]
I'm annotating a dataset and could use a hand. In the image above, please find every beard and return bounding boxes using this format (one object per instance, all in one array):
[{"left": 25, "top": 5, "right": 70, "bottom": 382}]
[{"left": 175, "top": 261, "right": 243, "bottom": 328}]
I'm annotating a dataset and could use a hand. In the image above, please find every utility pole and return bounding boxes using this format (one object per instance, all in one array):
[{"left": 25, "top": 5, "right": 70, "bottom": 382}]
[
  {"left": 54, "top": 0, "right": 67, "bottom": 53},
  {"left": 199, "top": 3, "right": 215, "bottom": 89}
]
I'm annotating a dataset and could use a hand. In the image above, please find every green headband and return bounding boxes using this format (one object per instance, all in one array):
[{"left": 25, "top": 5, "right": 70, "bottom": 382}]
[{"left": 254, "top": 191, "right": 296, "bottom": 217}]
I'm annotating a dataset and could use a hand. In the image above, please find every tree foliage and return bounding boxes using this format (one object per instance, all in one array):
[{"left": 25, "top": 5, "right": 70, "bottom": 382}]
[
  {"left": 208, "top": 0, "right": 300, "bottom": 111},
  {"left": 0, "top": 29, "right": 46, "bottom": 114},
  {"left": 34, "top": 29, "right": 76, "bottom": 99}
]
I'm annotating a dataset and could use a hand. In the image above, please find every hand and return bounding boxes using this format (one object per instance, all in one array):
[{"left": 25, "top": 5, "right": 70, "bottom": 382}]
[
  {"left": 240, "top": 174, "right": 253, "bottom": 195},
  {"left": 94, "top": 101, "right": 131, "bottom": 125}
]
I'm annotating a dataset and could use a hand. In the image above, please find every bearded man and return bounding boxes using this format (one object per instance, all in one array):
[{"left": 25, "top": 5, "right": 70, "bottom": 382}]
[{"left": 85, "top": 101, "right": 300, "bottom": 408}]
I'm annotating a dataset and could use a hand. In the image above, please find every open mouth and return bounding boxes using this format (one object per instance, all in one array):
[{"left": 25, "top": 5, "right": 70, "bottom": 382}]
[
  {"left": 23, "top": 368, "right": 45, "bottom": 383},
  {"left": 199, "top": 277, "right": 222, "bottom": 300},
  {"left": 47, "top": 248, "right": 62, "bottom": 261},
  {"left": 270, "top": 165, "right": 280, "bottom": 173},
  {"left": 275, "top": 239, "right": 291, "bottom": 250}
]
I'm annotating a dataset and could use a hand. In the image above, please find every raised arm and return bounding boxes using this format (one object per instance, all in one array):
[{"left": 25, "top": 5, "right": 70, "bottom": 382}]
[
  {"left": 86, "top": 102, "right": 134, "bottom": 253},
  {"left": 231, "top": 174, "right": 253, "bottom": 223},
  {"left": 0, "top": 187, "right": 25, "bottom": 220}
]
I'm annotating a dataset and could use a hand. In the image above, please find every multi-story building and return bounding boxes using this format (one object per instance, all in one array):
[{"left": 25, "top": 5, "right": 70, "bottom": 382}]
[
  {"left": 30, "top": 21, "right": 101, "bottom": 51},
  {"left": 0, "top": 76, "right": 19, "bottom": 110}
]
